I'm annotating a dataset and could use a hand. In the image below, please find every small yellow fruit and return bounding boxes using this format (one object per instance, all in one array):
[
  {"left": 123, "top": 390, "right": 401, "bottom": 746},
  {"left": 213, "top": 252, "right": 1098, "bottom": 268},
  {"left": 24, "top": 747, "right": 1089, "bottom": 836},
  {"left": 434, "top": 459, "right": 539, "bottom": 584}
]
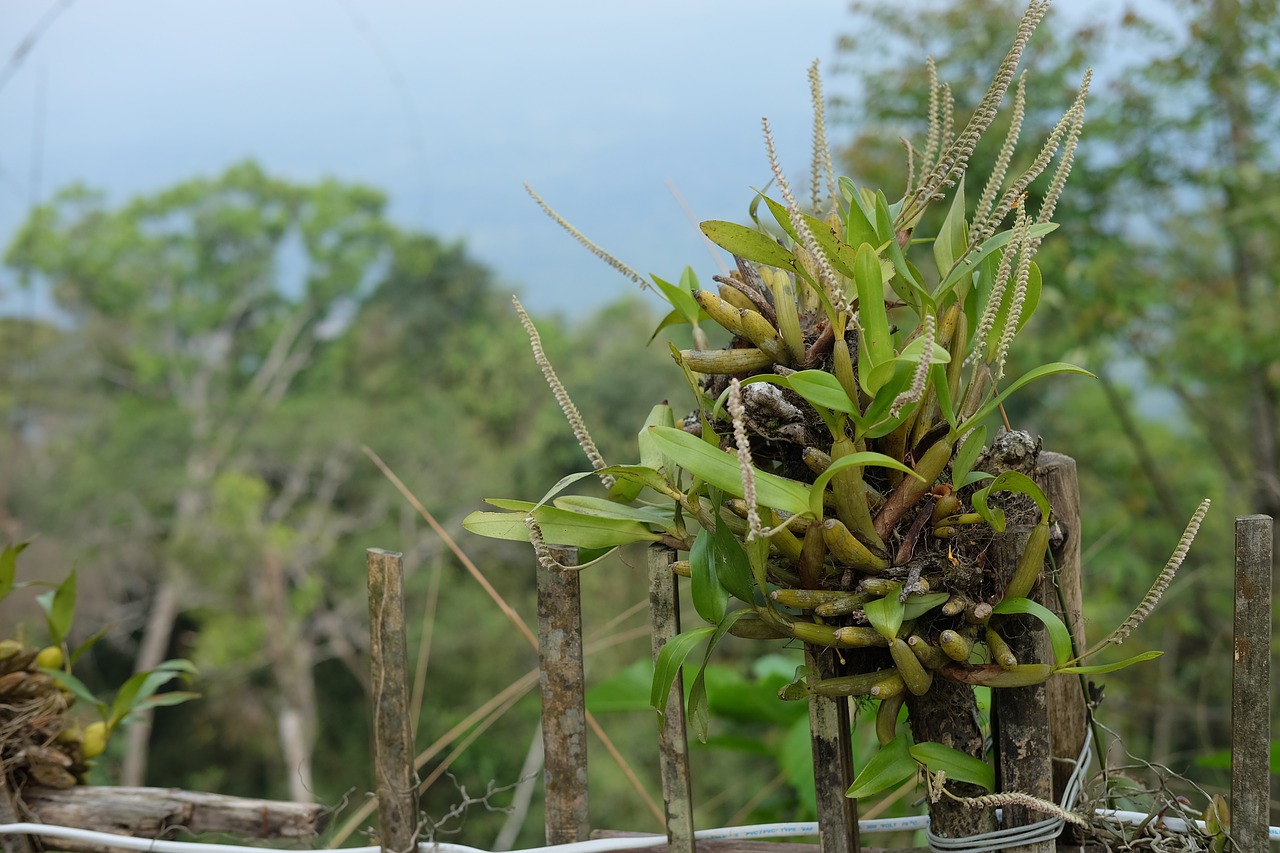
[
  {"left": 81, "top": 721, "right": 109, "bottom": 759},
  {"left": 36, "top": 646, "right": 64, "bottom": 670}
]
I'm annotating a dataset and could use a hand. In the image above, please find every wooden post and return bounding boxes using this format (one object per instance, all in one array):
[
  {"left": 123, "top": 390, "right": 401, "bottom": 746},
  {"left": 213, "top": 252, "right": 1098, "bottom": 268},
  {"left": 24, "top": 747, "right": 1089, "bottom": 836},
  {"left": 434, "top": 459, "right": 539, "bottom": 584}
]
[
  {"left": 366, "top": 548, "right": 420, "bottom": 853},
  {"left": 991, "top": 527, "right": 1053, "bottom": 853},
  {"left": 805, "top": 647, "right": 859, "bottom": 853},
  {"left": 648, "top": 545, "right": 693, "bottom": 853},
  {"left": 537, "top": 545, "right": 590, "bottom": 844},
  {"left": 1232, "top": 515, "right": 1272, "bottom": 852},
  {"left": 1034, "top": 452, "right": 1088, "bottom": 802},
  {"left": 0, "top": 774, "right": 34, "bottom": 853}
]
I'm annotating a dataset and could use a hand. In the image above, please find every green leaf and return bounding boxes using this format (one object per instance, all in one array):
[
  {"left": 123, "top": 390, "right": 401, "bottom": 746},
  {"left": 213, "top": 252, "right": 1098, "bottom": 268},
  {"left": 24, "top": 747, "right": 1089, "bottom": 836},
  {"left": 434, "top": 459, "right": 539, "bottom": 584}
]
[
  {"left": 936, "top": 222, "right": 1058, "bottom": 302},
  {"left": 903, "top": 593, "right": 951, "bottom": 620},
  {"left": 809, "top": 452, "right": 923, "bottom": 520},
  {"left": 462, "top": 508, "right": 662, "bottom": 548},
  {"left": 875, "top": 191, "right": 929, "bottom": 310},
  {"left": 1055, "top": 650, "right": 1164, "bottom": 675},
  {"left": 864, "top": 335, "right": 952, "bottom": 395},
  {"left": 687, "top": 609, "right": 754, "bottom": 742},
  {"left": 910, "top": 741, "right": 994, "bottom": 791},
  {"left": 983, "top": 259, "right": 1043, "bottom": 361},
  {"left": 132, "top": 691, "right": 200, "bottom": 712},
  {"left": 648, "top": 426, "right": 811, "bottom": 516},
  {"left": 854, "top": 242, "right": 893, "bottom": 371},
  {"left": 842, "top": 182, "right": 879, "bottom": 249},
  {"left": 991, "top": 597, "right": 1073, "bottom": 666},
  {"left": 690, "top": 528, "right": 728, "bottom": 624},
  {"left": 864, "top": 595, "right": 904, "bottom": 641},
  {"left": 0, "top": 542, "right": 29, "bottom": 603},
  {"left": 552, "top": 496, "right": 677, "bottom": 533},
  {"left": 846, "top": 734, "right": 917, "bottom": 799},
  {"left": 786, "top": 370, "right": 859, "bottom": 414},
  {"left": 712, "top": 516, "right": 754, "bottom": 603},
  {"left": 70, "top": 624, "right": 112, "bottom": 666},
  {"left": 932, "top": 181, "right": 967, "bottom": 276},
  {"left": 951, "top": 424, "right": 987, "bottom": 487},
  {"left": 40, "top": 571, "right": 76, "bottom": 647},
  {"left": 42, "top": 668, "right": 108, "bottom": 718},
  {"left": 648, "top": 308, "right": 691, "bottom": 344},
  {"left": 110, "top": 664, "right": 192, "bottom": 727},
  {"left": 971, "top": 471, "right": 1051, "bottom": 532},
  {"left": 651, "top": 273, "right": 700, "bottom": 324},
  {"left": 960, "top": 363, "right": 1095, "bottom": 435},
  {"left": 651, "top": 626, "right": 716, "bottom": 718},
  {"left": 700, "top": 220, "right": 800, "bottom": 272}
]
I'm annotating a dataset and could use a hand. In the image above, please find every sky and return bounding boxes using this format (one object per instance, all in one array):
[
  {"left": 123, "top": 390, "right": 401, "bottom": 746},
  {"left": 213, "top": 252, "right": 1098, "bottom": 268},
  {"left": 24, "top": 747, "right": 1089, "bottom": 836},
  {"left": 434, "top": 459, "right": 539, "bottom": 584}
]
[{"left": 0, "top": 0, "right": 871, "bottom": 319}]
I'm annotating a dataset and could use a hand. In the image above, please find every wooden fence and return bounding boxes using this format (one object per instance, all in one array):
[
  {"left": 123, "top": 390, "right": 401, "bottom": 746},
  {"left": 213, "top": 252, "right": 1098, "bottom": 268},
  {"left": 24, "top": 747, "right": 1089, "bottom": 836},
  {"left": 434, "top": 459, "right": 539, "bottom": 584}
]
[{"left": 358, "top": 458, "right": 1272, "bottom": 852}]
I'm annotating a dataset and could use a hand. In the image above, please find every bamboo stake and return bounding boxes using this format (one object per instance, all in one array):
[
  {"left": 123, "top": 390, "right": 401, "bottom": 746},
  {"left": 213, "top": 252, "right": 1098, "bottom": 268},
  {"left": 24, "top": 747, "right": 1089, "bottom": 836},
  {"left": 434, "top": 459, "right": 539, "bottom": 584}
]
[
  {"left": 366, "top": 548, "right": 420, "bottom": 853},
  {"left": 806, "top": 647, "right": 859, "bottom": 853}
]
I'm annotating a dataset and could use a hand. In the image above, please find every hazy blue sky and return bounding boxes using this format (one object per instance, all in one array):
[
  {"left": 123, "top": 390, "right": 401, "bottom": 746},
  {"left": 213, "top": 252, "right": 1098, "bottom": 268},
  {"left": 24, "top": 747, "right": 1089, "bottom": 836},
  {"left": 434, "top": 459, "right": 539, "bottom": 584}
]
[{"left": 0, "top": 1, "right": 1118, "bottom": 318}]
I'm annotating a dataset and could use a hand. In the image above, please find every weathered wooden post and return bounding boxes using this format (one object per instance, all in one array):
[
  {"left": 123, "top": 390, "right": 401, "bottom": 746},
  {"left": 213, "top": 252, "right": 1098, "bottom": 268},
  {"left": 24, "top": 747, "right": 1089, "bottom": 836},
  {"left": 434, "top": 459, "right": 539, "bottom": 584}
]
[
  {"left": 991, "top": 525, "right": 1053, "bottom": 853},
  {"left": 806, "top": 648, "right": 860, "bottom": 853},
  {"left": 1035, "top": 453, "right": 1088, "bottom": 804},
  {"left": 648, "top": 544, "right": 694, "bottom": 853},
  {"left": 536, "top": 544, "right": 591, "bottom": 844},
  {"left": 366, "top": 548, "right": 420, "bottom": 853},
  {"left": 1232, "top": 515, "right": 1272, "bottom": 852}
]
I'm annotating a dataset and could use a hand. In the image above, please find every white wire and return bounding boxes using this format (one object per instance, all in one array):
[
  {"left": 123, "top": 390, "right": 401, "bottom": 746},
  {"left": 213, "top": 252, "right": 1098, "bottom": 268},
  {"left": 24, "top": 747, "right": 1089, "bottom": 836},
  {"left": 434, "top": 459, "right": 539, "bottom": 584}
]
[{"left": 4, "top": 809, "right": 1279, "bottom": 852}]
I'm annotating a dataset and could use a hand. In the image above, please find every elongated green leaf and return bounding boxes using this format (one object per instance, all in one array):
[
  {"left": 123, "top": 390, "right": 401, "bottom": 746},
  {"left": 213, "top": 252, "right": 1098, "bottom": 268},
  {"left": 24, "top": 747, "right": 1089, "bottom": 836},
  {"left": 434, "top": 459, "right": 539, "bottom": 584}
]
[
  {"left": 854, "top": 242, "right": 892, "bottom": 372},
  {"left": 842, "top": 181, "right": 879, "bottom": 249},
  {"left": 960, "top": 363, "right": 1095, "bottom": 435},
  {"left": 983, "top": 259, "right": 1043, "bottom": 362},
  {"left": 611, "top": 405, "right": 678, "bottom": 502},
  {"left": 865, "top": 336, "right": 952, "bottom": 394},
  {"left": 651, "top": 273, "right": 701, "bottom": 324},
  {"left": 809, "top": 452, "right": 923, "bottom": 520},
  {"left": 1055, "top": 650, "right": 1163, "bottom": 675},
  {"left": 786, "top": 370, "right": 858, "bottom": 414},
  {"left": 992, "top": 597, "right": 1073, "bottom": 666},
  {"left": 864, "top": 595, "right": 905, "bottom": 641},
  {"left": 951, "top": 425, "right": 987, "bottom": 487},
  {"left": 936, "top": 222, "right": 1058, "bottom": 301},
  {"left": 690, "top": 528, "right": 728, "bottom": 624},
  {"left": 605, "top": 464, "right": 678, "bottom": 499},
  {"left": 133, "top": 691, "right": 200, "bottom": 712},
  {"left": 70, "top": 623, "right": 111, "bottom": 667},
  {"left": 553, "top": 496, "right": 677, "bottom": 532},
  {"left": 41, "top": 571, "right": 76, "bottom": 647},
  {"left": 651, "top": 626, "right": 716, "bottom": 718},
  {"left": 0, "top": 542, "right": 28, "bottom": 603},
  {"left": 110, "top": 666, "right": 191, "bottom": 727},
  {"left": 687, "top": 608, "right": 754, "bottom": 742},
  {"left": 930, "top": 363, "right": 958, "bottom": 432},
  {"left": 648, "top": 426, "right": 810, "bottom": 516},
  {"left": 712, "top": 516, "right": 754, "bottom": 603},
  {"left": 903, "top": 593, "right": 951, "bottom": 620},
  {"left": 910, "top": 741, "right": 995, "bottom": 792},
  {"left": 700, "top": 220, "right": 799, "bottom": 272},
  {"left": 463, "top": 508, "right": 662, "bottom": 548},
  {"left": 875, "top": 190, "right": 929, "bottom": 310},
  {"left": 971, "top": 471, "right": 1051, "bottom": 532},
  {"left": 846, "top": 733, "right": 917, "bottom": 799},
  {"left": 649, "top": 308, "right": 691, "bottom": 344},
  {"left": 42, "top": 668, "right": 108, "bottom": 718},
  {"left": 933, "top": 182, "right": 967, "bottom": 276}
]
